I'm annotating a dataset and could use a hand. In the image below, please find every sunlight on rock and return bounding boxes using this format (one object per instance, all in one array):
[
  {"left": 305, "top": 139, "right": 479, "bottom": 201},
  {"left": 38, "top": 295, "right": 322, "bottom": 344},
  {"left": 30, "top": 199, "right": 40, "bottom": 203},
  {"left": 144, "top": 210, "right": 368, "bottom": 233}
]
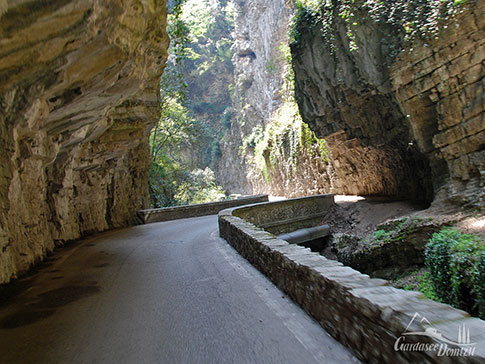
[
  {"left": 268, "top": 195, "right": 286, "bottom": 202},
  {"left": 334, "top": 195, "right": 365, "bottom": 203},
  {"left": 471, "top": 219, "right": 485, "bottom": 229}
]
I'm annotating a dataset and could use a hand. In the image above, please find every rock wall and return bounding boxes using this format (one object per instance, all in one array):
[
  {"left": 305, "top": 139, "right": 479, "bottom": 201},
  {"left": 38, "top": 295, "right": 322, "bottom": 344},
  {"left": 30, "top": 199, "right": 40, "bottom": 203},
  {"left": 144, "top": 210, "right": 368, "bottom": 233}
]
[
  {"left": 330, "top": 217, "right": 443, "bottom": 275},
  {"left": 292, "top": 0, "right": 484, "bottom": 206},
  {"left": 248, "top": 139, "right": 336, "bottom": 198},
  {"left": 217, "top": 0, "right": 337, "bottom": 198},
  {"left": 0, "top": 0, "right": 169, "bottom": 284},
  {"left": 217, "top": 0, "right": 440, "bottom": 201},
  {"left": 216, "top": 0, "right": 293, "bottom": 194},
  {"left": 391, "top": 4, "right": 484, "bottom": 206}
]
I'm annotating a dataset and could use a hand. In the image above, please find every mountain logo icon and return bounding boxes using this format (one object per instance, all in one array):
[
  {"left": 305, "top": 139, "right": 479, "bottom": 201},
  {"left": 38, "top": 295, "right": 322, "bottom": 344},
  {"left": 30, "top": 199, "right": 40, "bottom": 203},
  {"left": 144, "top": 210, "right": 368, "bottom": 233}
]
[{"left": 402, "top": 312, "right": 476, "bottom": 347}]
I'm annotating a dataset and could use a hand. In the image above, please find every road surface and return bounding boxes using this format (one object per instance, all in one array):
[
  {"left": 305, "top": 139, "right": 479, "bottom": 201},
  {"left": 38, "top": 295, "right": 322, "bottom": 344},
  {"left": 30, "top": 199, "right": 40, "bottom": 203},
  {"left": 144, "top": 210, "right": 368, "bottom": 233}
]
[{"left": 0, "top": 215, "right": 360, "bottom": 364}]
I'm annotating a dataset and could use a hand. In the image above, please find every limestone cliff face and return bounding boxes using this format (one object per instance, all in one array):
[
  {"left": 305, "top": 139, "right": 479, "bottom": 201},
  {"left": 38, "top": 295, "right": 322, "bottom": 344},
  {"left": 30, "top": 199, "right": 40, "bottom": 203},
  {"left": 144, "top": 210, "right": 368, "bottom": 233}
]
[
  {"left": 216, "top": 0, "right": 293, "bottom": 193},
  {"left": 292, "top": 1, "right": 484, "bottom": 206},
  {"left": 391, "top": 4, "right": 484, "bottom": 206},
  {"left": 0, "top": 0, "right": 169, "bottom": 284},
  {"left": 217, "top": 0, "right": 420, "bottom": 200}
]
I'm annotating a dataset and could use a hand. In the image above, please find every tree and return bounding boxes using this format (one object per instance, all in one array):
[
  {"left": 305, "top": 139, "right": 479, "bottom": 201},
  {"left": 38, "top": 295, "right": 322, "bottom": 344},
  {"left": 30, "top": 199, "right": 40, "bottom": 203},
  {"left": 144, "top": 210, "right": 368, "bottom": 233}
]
[{"left": 149, "top": 0, "right": 229, "bottom": 207}]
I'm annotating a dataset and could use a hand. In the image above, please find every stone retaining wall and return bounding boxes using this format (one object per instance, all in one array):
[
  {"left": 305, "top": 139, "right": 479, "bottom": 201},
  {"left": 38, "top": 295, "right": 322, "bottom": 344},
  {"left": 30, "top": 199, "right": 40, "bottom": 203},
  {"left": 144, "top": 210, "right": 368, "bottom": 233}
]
[
  {"left": 218, "top": 196, "right": 485, "bottom": 363},
  {"left": 233, "top": 194, "right": 334, "bottom": 235},
  {"left": 138, "top": 195, "right": 268, "bottom": 223}
]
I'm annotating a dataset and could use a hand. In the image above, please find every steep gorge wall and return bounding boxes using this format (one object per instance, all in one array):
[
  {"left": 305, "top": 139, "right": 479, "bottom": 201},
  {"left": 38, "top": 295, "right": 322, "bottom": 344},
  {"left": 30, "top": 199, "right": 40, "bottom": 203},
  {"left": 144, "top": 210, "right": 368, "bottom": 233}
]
[
  {"left": 0, "top": 0, "right": 169, "bottom": 284},
  {"left": 292, "top": 0, "right": 484, "bottom": 206},
  {"left": 216, "top": 0, "right": 294, "bottom": 193},
  {"left": 217, "top": 0, "right": 427, "bottom": 200},
  {"left": 392, "top": 4, "right": 484, "bottom": 206}
]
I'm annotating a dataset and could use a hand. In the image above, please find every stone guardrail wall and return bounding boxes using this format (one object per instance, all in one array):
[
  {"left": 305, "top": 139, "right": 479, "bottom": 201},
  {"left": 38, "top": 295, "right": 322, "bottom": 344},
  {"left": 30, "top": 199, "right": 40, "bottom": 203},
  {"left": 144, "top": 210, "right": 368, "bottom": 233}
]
[
  {"left": 233, "top": 194, "right": 334, "bottom": 235},
  {"left": 137, "top": 195, "right": 268, "bottom": 224},
  {"left": 218, "top": 195, "right": 485, "bottom": 364}
]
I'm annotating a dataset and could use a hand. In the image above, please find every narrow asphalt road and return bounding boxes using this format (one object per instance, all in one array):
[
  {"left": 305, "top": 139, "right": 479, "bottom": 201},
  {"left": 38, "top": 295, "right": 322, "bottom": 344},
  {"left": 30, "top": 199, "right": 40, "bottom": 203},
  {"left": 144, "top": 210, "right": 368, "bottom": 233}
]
[{"left": 0, "top": 215, "right": 360, "bottom": 364}]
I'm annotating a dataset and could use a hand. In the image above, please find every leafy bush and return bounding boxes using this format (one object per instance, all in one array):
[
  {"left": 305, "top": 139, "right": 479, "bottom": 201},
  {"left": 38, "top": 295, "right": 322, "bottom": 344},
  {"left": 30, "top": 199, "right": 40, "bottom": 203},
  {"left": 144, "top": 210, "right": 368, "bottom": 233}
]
[
  {"left": 391, "top": 268, "right": 439, "bottom": 300},
  {"left": 476, "top": 254, "right": 485, "bottom": 318},
  {"left": 372, "top": 229, "right": 390, "bottom": 241},
  {"left": 174, "top": 168, "right": 227, "bottom": 205},
  {"left": 149, "top": 162, "right": 177, "bottom": 208},
  {"left": 425, "top": 227, "right": 484, "bottom": 318},
  {"left": 418, "top": 270, "right": 440, "bottom": 302},
  {"left": 425, "top": 228, "right": 454, "bottom": 301}
]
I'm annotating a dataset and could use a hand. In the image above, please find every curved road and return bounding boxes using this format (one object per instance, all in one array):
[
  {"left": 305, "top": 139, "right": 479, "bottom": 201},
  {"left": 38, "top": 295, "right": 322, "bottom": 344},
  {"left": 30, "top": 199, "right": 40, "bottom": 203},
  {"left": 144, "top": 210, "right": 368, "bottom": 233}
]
[{"left": 0, "top": 215, "right": 360, "bottom": 364}]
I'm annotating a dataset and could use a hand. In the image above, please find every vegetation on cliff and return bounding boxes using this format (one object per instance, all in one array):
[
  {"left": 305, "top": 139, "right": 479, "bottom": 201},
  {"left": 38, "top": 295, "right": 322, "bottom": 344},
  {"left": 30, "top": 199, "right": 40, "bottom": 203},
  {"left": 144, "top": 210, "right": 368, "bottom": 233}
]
[
  {"left": 291, "top": 0, "right": 470, "bottom": 52},
  {"left": 149, "top": 0, "right": 234, "bottom": 207},
  {"left": 241, "top": 79, "right": 330, "bottom": 191},
  {"left": 237, "top": 32, "right": 333, "bottom": 197},
  {"left": 289, "top": 0, "right": 483, "bottom": 206}
]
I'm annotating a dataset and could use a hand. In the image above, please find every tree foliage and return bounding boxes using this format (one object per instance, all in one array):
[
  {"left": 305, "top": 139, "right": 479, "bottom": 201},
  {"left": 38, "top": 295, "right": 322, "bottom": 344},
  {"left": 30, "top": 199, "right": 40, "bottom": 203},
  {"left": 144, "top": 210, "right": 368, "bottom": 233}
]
[
  {"left": 425, "top": 227, "right": 485, "bottom": 319},
  {"left": 175, "top": 168, "right": 226, "bottom": 205},
  {"left": 149, "top": 0, "right": 233, "bottom": 207},
  {"left": 180, "top": 0, "right": 235, "bottom": 169}
]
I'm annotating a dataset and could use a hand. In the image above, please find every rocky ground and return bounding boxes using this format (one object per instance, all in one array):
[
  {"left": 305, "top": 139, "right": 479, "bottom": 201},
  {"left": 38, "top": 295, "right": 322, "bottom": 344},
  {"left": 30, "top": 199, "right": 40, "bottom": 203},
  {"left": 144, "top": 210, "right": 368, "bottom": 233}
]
[
  {"left": 324, "top": 195, "right": 484, "bottom": 241},
  {"left": 320, "top": 195, "right": 484, "bottom": 294},
  {"left": 324, "top": 195, "right": 427, "bottom": 238}
]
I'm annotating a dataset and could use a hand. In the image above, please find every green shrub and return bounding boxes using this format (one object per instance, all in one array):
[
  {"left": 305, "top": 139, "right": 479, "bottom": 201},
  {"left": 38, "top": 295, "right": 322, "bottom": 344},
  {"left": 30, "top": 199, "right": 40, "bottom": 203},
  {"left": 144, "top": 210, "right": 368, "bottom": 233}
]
[
  {"left": 425, "top": 227, "right": 484, "bottom": 318},
  {"left": 425, "top": 228, "right": 454, "bottom": 301},
  {"left": 474, "top": 253, "right": 485, "bottom": 318},
  {"left": 372, "top": 229, "right": 389, "bottom": 241},
  {"left": 403, "top": 284, "right": 414, "bottom": 291},
  {"left": 418, "top": 270, "right": 440, "bottom": 302},
  {"left": 174, "top": 168, "right": 227, "bottom": 205}
]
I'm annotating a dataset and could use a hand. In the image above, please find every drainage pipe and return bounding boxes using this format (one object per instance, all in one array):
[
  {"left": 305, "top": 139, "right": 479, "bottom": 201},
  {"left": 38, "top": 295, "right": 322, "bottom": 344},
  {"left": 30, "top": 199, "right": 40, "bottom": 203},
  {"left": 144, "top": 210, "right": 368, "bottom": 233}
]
[{"left": 277, "top": 224, "right": 330, "bottom": 244}]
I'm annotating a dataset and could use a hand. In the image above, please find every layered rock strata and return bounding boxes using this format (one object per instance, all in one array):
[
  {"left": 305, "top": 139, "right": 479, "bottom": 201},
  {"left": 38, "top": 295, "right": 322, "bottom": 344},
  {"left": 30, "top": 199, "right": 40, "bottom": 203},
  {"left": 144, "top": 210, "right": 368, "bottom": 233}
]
[
  {"left": 392, "top": 4, "right": 484, "bottom": 206},
  {"left": 292, "top": 0, "right": 484, "bottom": 206},
  {"left": 216, "top": 0, "right": 294, "bottom": 193},
  {"left": 0, "top": 0, "right": 169, "bottom": 284}
]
